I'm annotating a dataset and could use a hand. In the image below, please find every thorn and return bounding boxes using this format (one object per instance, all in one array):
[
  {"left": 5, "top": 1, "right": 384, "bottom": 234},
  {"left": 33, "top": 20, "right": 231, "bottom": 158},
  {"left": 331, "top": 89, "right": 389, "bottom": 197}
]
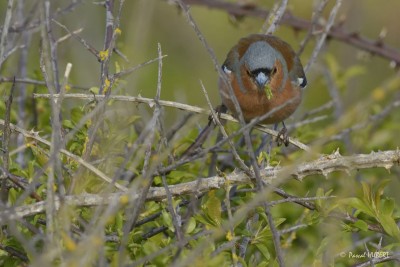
[
  {"left": 384, "top": 164, "right": 392, "bottom": 173},
  {"left": 241, "top": 3, "right": 257, "bottom": 10},
  {"left": 374, "top": 28, "right": 387, "bottom": 47},
  {"left": 349, "top": 32, "right": 360, "bottom": 39},
  {"left": 389, "top": 60, "right": 398, "bottom": 69},
  {"left": 292, "top": 27, "right": 301, "bottom": 36},
  {"left": 284, "top": 9, "right": 293, "bottom": 18},
  {"left": 378, "top": 27, "right": 388, "bottom": 40},
  {"left": 375, "top": 39, "right": 384, "bottom": 48},
  {"left": 337, "top": 15, "right": 347, "bottom": 28}
]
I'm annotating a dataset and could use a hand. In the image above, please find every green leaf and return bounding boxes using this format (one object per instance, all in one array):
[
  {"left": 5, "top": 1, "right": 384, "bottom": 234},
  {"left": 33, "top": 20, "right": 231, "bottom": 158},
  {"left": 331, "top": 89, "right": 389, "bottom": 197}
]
[
  {"left": 161, "top": 210, "right": 173, "bottom": 232},
  {"left": 89, "top": 87, "right": 100, "bottom": 94},
  {"left": 361, "top": 182, "right": 372, "bottom": 205},
  {"left": 116, "top": 212, "right": 123, "bottom": 234},
  {"left": 315, "top": 236, "right": 330, "bottom": 257},
  {"left": 325, "top": 54, "right": 339, "bottom": 77},
  {"left": 205, "top": 191, "right": 222, "bottom": 227},
  {"left": 62, "top": 120, "right": 75, "bottom": 129},
  {"left": 338, "top": 65, "right": 365, "bottom": 88},
  {"left": 353, "top": 219, "right": 369, "bottom": 232},
  {"left": 382, "top": 198, "right": 395, "bottom": 216},
  {"left": 381, "top": 198, "right": 395, "bottom": 216},
  {"left": 346, "top": 197, "right": 375, "bottom": 217},
  {"left": 315, "top": 187, "right": 325, "bottom": 210},
  {"left": 375, "top": 179, "right": 391, "bottom": 209},
  {"left": 256, "top": 261, "right": 269, "bottom": 267},
  {"left": 238, "top": 256, "right": 248, "bottom": 267},
  {"left": 253, "top": 225, "right": 271, "bottom": 244},
  {"left": 185, "top": 217, "right": 196, "bottom": 234},
  {"left": 378, "top": 214, "right": 400, "bottom": 240},
  {"left": 383, "top": 242, "right": 400, "bottom": 250},
  {"left": 254, "top": 243, "right": 270, "bottom": 260}
]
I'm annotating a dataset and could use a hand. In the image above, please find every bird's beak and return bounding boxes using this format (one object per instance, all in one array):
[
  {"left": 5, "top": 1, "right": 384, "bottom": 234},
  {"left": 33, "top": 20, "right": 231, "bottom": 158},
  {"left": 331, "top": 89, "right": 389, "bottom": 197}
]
[{"left": 255, "top": 72, "right": 269, "bottom": 89}]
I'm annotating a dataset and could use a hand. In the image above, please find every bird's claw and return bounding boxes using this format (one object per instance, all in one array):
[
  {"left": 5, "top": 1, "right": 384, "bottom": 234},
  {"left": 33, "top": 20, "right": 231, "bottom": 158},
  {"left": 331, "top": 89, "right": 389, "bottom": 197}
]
[{"left": 276, "top": 126, "right": 290, "bottom": 147}]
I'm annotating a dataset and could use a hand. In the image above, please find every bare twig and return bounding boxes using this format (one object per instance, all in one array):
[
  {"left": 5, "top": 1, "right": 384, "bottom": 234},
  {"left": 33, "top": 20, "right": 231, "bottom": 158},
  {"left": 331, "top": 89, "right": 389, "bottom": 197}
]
[
  {"left": 99, "top": 0, "right": 115, "bottom": 94},
  {"left": 286, "top": 115, "right": 328, "bottom": 131},
  {"left": 111, "top": 55, "right": 167, "bottom": 80},
  {"left": 0, "top": 243, "right": 29, "bottom": 262},
  {"left": 323, "top": 64, "right": 353, "bottom": 151},
  {"left": 162, "top": 173, "right": 183, "bottom": 241},
  {"left": 0, "top": 77, "right": 88, "bottom": 90},
  {"left": 1, "top": 78, "right": 15, "bottom": 203},
  {"left": 15, "top": 0, "right": 32, "bottom": 168},
  {"left": 120, "top": 44, "right": 165, "bottom": 255},
  {"left": 0, "top": 0, "right": 15, "bottom": 70},
  {"left": 279, "top": 224, "right": 308, "bottom": 235},
  {"left": 300, "top": 101, "right": 334, "bottom": 120},
  {"left": 175, "top": 0, "right": 249, "bottom": 147},
  {"left": 40, "top": 0, "right": 57, "bottom": 246},
  {"left": 241, "top": 113, "right": 285, "bottom": 265},
  {"left": 180, "top": 0, "right": 400, "bottom": 65},
  {"left": 55, "top": 28, "right": 83, "bottom": 44},
  {"left": 351, "top": 254, "right": 400, "bottom": 267},
  {"left": 327, "top": 98, "right": 400, "bottom": 143},
  {"left": 199, "top": 81, "right": 249, "bottom": 173},
  {"left": 52, "top": 19, "right": 99, "bottom": 58},
  {"left": 44, "top": 2, "right": 61, "bottom": 93},
  {"left": 33, "top": 93, "right": 310, "bottom": 151},
  {"left": 166, "top": 113, "right": 194, "bottom": 141},
  {"left": 304, "top": 0, "right": 343, "bottom": 72},
  {"left": 264, "top": 0, "right": 288, "bottom": 35},
  {"left": 297, "top": 0, "right": 330, "bottom": 56}
]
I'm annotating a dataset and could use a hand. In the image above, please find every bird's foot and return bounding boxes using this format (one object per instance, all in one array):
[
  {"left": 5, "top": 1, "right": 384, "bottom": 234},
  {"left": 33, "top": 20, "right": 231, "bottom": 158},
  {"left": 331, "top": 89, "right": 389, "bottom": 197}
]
[
  {"left": 276, "top": 125, "right": 290, "bottom": 147},
  {"left": 208, "top": 104, "right": 228, "bottom": 126}
]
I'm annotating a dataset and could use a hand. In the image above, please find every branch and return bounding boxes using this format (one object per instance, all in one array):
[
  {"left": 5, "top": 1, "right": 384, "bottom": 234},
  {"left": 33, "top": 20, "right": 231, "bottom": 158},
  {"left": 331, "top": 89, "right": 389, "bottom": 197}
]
[
  {"left": 1, "top": 149, "right": 398, "bottom": 224},
  {"left": 0, "top": 77, "right": 89, "bottom": 90},
  {"left": 181, "top": 0, "right": 400, "bottom": 66},
  {"left": 1, "top": 78, "right": 15, "bottom": 203},
  {"left": 0, "top": 0, "right": 15, "bottom": 70},
  {"left": 33, "top": 93, "right": 310, "bottom": 151}
]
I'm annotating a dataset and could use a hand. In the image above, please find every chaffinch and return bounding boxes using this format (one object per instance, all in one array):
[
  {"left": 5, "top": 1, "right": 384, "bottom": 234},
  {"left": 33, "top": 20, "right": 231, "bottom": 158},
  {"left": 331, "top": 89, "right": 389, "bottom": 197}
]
[{"left": 219, "top": 34, "right": 307, "bottom": 145}]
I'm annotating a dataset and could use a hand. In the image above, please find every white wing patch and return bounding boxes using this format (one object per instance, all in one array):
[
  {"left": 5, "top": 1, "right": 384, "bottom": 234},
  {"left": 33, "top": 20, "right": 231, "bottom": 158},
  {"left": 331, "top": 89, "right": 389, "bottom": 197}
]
[{"left": 223, "top": 65, "right": 232, "bottom": 74}]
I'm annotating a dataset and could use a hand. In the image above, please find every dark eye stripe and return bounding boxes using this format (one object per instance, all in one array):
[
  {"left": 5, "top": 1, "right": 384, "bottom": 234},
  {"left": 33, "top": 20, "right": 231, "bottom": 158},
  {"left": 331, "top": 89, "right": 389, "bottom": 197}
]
[{"left": 250, "top": 67, "right": 271, "bottom": 77}]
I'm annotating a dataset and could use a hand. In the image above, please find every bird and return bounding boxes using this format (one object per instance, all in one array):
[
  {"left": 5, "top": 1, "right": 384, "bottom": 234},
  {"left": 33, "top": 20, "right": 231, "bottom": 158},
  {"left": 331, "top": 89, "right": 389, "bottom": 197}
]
[
  {"left": 218, "top": 34, "right": 307, "bottom": 146},
  {"left": 181, "top": 34, "right": 307, "bottom": 158}
]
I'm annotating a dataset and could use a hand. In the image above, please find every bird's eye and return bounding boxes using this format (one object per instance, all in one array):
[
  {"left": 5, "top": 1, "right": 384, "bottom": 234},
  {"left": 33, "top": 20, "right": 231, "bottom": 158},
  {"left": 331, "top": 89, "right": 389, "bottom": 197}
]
[{"left": 222, "top": 65, "right": 232, "bottom": 74}]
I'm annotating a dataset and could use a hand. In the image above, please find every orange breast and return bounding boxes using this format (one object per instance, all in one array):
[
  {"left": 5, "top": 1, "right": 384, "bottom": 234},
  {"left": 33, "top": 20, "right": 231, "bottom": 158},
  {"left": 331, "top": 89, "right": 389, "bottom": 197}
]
[{"left": 219, "top": 62, "right": 302, "bottom": 124}]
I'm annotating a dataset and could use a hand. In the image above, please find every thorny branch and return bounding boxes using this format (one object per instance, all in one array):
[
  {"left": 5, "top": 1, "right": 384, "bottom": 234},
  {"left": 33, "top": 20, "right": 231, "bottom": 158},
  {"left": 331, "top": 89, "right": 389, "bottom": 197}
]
[
  {"left": 181, "top": 0, "right": 400, "bottom": 66},
  {"left": 1, "top": 149, "right": 398, "bottom": 224}
]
